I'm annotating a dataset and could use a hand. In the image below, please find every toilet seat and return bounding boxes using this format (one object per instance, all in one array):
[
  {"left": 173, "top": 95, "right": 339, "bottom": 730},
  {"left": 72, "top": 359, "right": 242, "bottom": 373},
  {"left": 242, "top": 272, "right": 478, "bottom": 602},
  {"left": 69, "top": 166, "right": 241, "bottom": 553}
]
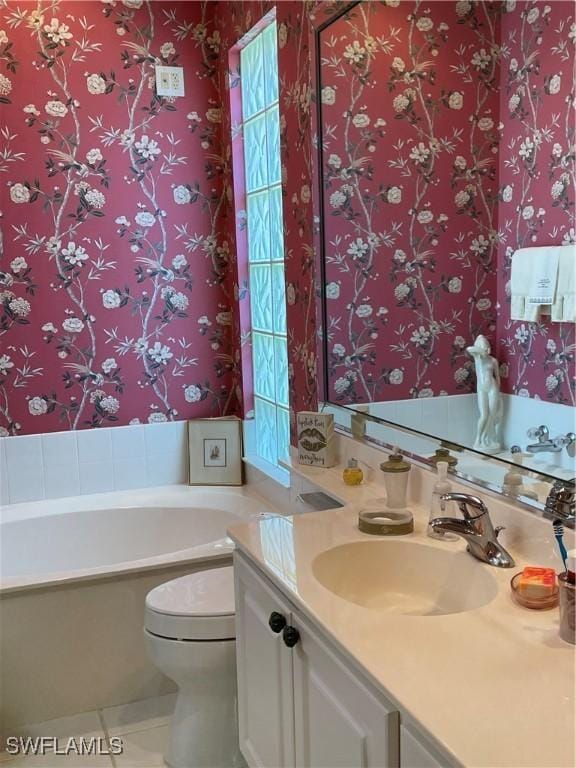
[{"left": 145, "top": 566, "right": 235, "bottom": 641}]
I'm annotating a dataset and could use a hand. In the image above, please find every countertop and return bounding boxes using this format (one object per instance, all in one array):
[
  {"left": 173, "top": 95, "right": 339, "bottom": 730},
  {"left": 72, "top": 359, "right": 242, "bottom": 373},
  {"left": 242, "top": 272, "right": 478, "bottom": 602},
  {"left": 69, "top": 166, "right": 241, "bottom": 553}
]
[{"left": 228, "top": 489, "right": 576, "bottom": 768}]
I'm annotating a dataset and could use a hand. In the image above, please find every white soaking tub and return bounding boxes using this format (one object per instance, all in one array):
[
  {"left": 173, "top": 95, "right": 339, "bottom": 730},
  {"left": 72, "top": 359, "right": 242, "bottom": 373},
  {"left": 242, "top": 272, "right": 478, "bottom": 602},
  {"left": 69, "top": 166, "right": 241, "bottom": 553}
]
[{"left": 0, "top": 485, "right": 280, "bottom": 731}]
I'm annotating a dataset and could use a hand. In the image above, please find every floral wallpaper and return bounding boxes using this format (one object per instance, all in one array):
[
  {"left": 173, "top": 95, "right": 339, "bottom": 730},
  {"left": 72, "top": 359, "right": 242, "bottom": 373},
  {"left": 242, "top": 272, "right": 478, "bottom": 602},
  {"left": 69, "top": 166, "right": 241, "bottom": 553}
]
[
  {"left": 497, "top": 0, "right": 575, "bottom": 405},
  {"left": 1, "top": 0, "right": 243, "bottom": 436},
  {"left": 318, "top": 0, "right": 502, "bottom": 404}
]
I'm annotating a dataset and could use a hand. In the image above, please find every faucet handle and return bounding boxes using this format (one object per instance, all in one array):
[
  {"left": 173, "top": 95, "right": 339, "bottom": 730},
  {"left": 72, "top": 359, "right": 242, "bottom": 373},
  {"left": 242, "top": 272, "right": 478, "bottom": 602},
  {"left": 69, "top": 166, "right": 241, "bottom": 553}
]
[
  {"left": 527, "top": 425, "right": 548, "bottom": 441},
  {"left": 440, "top": 492, "right": 488, "bottom": 520}
]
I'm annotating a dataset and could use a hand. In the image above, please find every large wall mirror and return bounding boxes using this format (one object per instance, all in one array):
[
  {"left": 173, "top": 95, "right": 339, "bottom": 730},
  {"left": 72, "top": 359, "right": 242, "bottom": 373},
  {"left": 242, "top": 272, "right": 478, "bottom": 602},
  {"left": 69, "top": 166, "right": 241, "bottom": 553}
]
[{"left": 314, "top": 0, "right": 575, "bottom": 507}]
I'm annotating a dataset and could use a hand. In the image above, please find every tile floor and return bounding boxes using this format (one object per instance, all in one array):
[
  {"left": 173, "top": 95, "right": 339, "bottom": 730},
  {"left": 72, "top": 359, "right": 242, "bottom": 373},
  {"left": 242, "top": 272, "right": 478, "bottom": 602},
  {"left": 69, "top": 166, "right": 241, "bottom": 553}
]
[{"left": 0, "top": 694, "right": 175, "bottom": 768}]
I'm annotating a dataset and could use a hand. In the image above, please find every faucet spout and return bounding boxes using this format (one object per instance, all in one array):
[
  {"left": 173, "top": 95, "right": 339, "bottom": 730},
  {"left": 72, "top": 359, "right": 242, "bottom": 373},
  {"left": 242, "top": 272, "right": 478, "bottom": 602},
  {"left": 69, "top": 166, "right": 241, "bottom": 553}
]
[{"left": 430, "top": 493, "right": 515, "bottom": 568}]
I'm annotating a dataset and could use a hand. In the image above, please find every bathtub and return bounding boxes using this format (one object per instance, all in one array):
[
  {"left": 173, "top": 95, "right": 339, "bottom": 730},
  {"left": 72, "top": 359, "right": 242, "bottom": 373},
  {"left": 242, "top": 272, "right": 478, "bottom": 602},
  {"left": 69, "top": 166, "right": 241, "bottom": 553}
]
[{"left": 0, "top": 485, "right": 280, "bottom": 732}]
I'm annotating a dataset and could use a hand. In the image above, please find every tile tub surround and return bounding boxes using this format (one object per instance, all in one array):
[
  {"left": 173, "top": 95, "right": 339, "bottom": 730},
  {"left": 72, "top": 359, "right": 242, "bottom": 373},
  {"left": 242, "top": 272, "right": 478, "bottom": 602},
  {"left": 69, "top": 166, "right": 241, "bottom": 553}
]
[
  {"left": 229, "top": 466, "right": 576, "bottom": 768},
  {"left": 0, "top": 486, "right": 282, "bottom": 731},
  {"left": 0, "top": 421, "right": 189, "bottom": 505}
]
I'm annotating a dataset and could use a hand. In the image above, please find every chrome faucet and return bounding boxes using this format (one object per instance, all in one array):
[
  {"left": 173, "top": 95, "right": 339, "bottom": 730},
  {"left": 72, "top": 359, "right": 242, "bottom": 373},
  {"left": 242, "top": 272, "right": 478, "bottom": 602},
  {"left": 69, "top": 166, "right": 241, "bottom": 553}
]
[
  {"left": 545, "top": 479, "right": 575, "bottom": 524},
  {"left": 526, "top": 425, "right": 576, "bottom": 456},
  {"left": 430, "top": 493, "right": 515, "bottom": 568}
]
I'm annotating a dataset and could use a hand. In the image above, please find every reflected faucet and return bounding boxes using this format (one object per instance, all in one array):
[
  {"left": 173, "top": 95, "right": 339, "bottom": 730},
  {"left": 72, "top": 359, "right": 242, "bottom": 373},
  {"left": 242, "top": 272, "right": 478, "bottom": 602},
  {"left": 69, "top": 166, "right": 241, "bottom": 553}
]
[
  {"left": 545, "top": 479, "right": 575, "bottom": 524},
  {"left": 526, "top": 425, "right": 576, "bottom": 456},
  {"left": 430, "top": 493, "right": 515, "bottom": 568}
]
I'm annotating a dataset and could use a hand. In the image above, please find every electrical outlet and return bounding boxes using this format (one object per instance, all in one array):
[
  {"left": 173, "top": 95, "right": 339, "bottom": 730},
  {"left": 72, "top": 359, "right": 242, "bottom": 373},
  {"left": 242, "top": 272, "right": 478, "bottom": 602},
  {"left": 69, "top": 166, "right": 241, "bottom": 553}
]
[{"left": 155, "top": 66, "right": 185, "bottom": 97}]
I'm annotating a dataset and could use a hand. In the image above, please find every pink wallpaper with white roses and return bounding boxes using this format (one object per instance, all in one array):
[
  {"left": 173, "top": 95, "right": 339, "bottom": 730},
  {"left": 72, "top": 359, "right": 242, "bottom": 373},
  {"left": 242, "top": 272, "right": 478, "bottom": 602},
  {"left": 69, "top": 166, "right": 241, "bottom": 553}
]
[
  {"left": 496, "top": 0, "right": 575, "bottom": 406},
  {"left": 319, "top": 0, "right": 501, "bottom": 404},
  {"left": 1, "top": 0, "right": 241, "bottom": 437}
]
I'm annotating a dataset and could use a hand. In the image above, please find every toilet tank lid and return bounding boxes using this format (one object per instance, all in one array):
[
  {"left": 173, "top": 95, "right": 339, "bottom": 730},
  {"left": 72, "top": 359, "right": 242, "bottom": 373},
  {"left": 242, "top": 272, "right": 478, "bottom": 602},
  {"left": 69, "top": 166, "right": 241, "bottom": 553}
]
[{"left": 146, "top": 566, "right": 235, "bottom": 617}]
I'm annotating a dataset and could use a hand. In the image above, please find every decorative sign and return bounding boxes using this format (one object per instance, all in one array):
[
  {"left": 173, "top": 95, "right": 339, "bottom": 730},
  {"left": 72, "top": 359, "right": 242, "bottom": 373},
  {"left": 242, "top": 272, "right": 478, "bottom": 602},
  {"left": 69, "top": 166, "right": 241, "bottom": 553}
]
[{"left": 297, "top": 411, "right": 336, "bottom": 468}]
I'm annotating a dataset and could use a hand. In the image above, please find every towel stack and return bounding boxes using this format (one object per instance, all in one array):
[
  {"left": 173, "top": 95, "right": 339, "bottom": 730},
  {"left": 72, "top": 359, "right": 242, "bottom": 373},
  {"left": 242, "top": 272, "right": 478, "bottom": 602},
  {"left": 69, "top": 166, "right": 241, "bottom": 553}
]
[{"left": 510, "top": 244, "right": 575, "bottom": 323}]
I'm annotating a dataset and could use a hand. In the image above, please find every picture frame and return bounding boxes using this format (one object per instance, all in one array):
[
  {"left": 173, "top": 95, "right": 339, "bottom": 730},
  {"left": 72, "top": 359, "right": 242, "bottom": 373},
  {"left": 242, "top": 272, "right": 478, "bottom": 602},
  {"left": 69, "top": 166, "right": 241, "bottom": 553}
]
[{"left": 187, "top": 417, "right": 243, "bottom": 486}]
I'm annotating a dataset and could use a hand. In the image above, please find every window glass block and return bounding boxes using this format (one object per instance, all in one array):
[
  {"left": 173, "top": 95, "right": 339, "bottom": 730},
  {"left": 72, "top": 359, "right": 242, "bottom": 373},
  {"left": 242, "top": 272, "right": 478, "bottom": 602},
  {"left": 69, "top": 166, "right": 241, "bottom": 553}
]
[
  {"left": 250, "top": 264, "right": 273, "bottom": 331},
  {"left": 255, "top": 396, "right": 277, "bottom": 465},
  {"left": 274, "top": 336, "right": 289, "bottom": 407},
  {"left": 276, "top": 406, "right": 290, "bottom": 462},
  {"left": 253, "top": 332, "right": 275, "bottom": 401},
  {"left": 269, "top": 186, "right": 284, "bottom": 262},
  {"left": 240, "top": 35, "right": 265, "bottom": 120},
  {"left": 247, "top": 191, "right": 270, "bottom": 262},
  {"left": 265, "top": 106, "right": 281, "bottom": 185},
  {"left": 244, "top": 113, "right": 268, "bottom": 192},
  {"left": 271, "top": 263, "right": 287, "bottom": 334},
  {"left": 262, "top": 22, "right": 279, "bottom": 105}
]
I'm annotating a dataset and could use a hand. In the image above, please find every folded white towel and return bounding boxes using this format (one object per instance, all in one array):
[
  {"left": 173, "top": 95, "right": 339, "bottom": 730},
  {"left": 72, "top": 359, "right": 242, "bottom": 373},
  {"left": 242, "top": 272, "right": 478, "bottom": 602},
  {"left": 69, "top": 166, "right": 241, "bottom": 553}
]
[
  {"left": 511, "top": 246, "right": 561, "bottom": 321},
  {"left": 551, "top": 245, "right": 576, "bottom": 322}
]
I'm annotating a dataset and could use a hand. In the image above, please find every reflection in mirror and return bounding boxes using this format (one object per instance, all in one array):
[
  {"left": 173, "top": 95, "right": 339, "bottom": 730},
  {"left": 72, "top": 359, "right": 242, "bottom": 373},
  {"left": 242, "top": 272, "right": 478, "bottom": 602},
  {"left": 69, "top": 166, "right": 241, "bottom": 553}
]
[{"left": 316, "top": 0, "right": 575, "bottom": 489}]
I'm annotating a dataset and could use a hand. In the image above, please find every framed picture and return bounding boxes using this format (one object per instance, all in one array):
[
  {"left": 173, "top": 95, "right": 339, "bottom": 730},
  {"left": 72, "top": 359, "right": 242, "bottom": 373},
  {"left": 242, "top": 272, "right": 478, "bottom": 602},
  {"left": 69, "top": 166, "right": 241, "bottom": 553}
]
[{"left": 187, "top": 417, "right": 243, "bottom": 486}]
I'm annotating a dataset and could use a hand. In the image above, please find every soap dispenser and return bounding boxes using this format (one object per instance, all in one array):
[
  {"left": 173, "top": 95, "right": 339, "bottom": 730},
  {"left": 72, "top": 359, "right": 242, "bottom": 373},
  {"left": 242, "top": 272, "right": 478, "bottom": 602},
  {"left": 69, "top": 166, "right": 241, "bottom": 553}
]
[
  {"left": 343, "top": 458, "right": 364, "bottom": 486},
  {"left": 379, "top": 449, "right": 411, "bottom": 509},
  {"left": 427, "top": 461, "right": 458, "bottom": 540},
  {"left": 503, "top": 448, "right": 538, "bottom": 501}
]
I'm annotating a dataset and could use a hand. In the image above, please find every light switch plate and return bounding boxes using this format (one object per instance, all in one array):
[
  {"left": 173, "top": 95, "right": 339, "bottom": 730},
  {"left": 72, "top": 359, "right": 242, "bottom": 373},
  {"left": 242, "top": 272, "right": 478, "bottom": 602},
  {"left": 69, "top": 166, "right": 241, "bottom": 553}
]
[{"left": 155, "top": 66, "right": 185, "bottom": 97}]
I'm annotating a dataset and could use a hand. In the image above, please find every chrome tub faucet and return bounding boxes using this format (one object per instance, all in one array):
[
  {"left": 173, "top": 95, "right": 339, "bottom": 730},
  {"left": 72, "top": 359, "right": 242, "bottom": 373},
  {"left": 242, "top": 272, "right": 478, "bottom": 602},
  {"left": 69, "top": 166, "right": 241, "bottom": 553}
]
[
  {"left": 545, "top": 479, "right": 575, "bottom": 525},
  {"left": 430, "top": 493, "right": 515, "bottom": 568}
]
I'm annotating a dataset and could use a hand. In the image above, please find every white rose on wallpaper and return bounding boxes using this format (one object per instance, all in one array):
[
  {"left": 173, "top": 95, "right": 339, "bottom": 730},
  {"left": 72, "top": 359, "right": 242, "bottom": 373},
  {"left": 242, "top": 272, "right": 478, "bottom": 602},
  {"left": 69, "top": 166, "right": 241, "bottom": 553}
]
[
  {"left": 384, "top": 0, "right": 400, "bottom": 5},
  {"left": 448, "top": 277, "right": 462, "bottom": 293},
  {"left": 321, "top": 86, "right": 336, "bottom": 105},
  {"left": 355, "top": 304, "right": 372, "bottom": 318},
  {"left": 352, "top": 113, "right": 370, "bottom": 129},
  {"left": 300, "top": 184, "right": 311, "bottom": 204},
  {"left": 43, "top": 18, "right": 72, "bottom": 44},
  {"left": 545, "top": 374, "right": 560, "bottom": 392},
  {"left": 329, "top": 190, "right": 346, "bottom": 208},
  {"left": 216, "top": 311, "right": 231, "bottom": 325},
  {"left": 477, "top": 117, "right": 494, "bottom": 132},
  {"left": 10, "top": 183, "right": 30, "bottom": 204},
  {"left": 326, "top": 282, "right": 340, "bottom": 300},
  {"left": 101, "top": 358, "right": 117, "bottom": 374},
  {"left": 455, "top": 0, "right": 472, "bottom": 17},
  {"left": 393, "top": 94, "right": 410, "bottom": 112},
  {"left": 148, "top": 342, "right": 173, "bottom": 365},
  {"left": 0, "top": 74, "right": 12, "bottom": 96},
  {"left": 86, "top": 148, "right": 103, "bottom": 164},
  {"left": 205, "top": 108, "right": 221, "bottom": 123},
  {"left": 327, "top": 154, "right": 341, "bottom": 169},
  {"left": 84, "top": 188, "right": 105, "bottom": 208},
  {"left": 135, "top": 135, "right": 160, "bottom": 160},
  {"left": 476, "top": 298, "right": 492, "bottom": 311},
  {"left": 448, "top": 91, "right": 463, "bottom": 110},
  {"left": 8, "top": 298, "right": 31, "bottom": 317},
  {"left": 173, "top": 185, "right": 191, "bottom": 204},
  {"left": 394, "top": 283, "right": 410, "bottom": 301},
  {"left": 343, "top": 41, "right": 365, "bottom": 64},
  {"left": 453, "top": 336, "right": 466, "bottom": 349},
  {"left": 392, "top": 57, "right": 405, "bottom": 72},
  {"left": 417, "top": 210, "right": 434, "bottom": 224},
  {"left": 168, "top": 292, "right": 189, "bottom": 311},
  {"left": 184, "top": 384, "right": 202, "bottom": 403},
  {"left": 62, "top": 242, "right": 88, "bottom": 266},
  {"left": 278, "top": 22, "right": 287, "bottom": 48},
  {"left": 471, "top": 49, "right": 491, "bottom": 70},
  {"left": 409, "top": 142, "right": 430, "bottom": 164},
  {"left": 28, "top": 396, "right": 48, "bottom": 416},
  {"left": 135, "top": 211, "right": 155, "bottom": 228},
  {"left": 148, "top": 412, "right": 168, "bottom": 423},
  {"left": 45, "top": 100, "right": 68, "bottom": 118},
  {"left": 0, "top": 354, "right": 14, "bottom": 374},
  {"left": 10, "top": 257, "right": 27, "bottom": 273},
  {"left": 389, "top": 369, "right": 403, "bottom": 385},
  {"left": 347, "top": 238, "right": 368, "bottom": 258},
  {"left": 333, "top": 344, "right": 345, "bottom": 357},
  {"left": 410, "top": 327, "right": 430, "bottom": 346},
  {"left": 160, "top": 42, "right": 175, "bottom": 58},
  {"left": 86, "top": 74, "right": 106, "bottom": 95},
  {"left": 454, "top": 155, "right": 466, "bottom": 170},
  {"left": 519, "top": 137, "right": 534, "bottom": 158},
  {"left": 62, "top": 317, "right": 84, "bottom": 333},
  {"left": 98, "top": 396, "right": 119, "bottom": 414},
  {"left": 508, "top": 93, "right": 520, "bottom": 113},
  {"left": 522, "top": 205, "right": 534, "bottom": 220},
  {"left": 526, "top": 7, "right": 539, "bottom": 24},
  {"left": 502, "top": 185, "right": 513, "bottom": 202},
  {"left": 547, "top": 74, "right": 561, "bottom": 95},
  {"left": 42, "top": 322, "right": 57, "bottom": 333},
  {"left": 551, "top": 180, "right": 565, "bottom": 199},
  {"left": 123, "top": 0, "right": 143, "bottom": 8},
  {"left": 102, "top": 289, "right": 121, "bottom": 309},
  {"left": 172, "top": 254, "right": 187, "bottom": 269},
  {"left": 454, "top": 368, "right": 470, "bottom": 384},
  {"left": 454, "top": 190, "right": 470, "bottom": 208},
  {"left": 387, "top": 186, "right": 402, "bottom": 204},
  {"left": 415, "top": 17, "right": 433, "bottom": 32},
  {"left": 334, "top": 377, "right": 352, "bottom": 394}
]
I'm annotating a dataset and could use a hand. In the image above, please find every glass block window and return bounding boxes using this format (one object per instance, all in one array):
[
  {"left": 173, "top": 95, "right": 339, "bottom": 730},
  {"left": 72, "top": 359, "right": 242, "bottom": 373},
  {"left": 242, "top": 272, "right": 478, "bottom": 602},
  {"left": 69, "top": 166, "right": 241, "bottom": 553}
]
[{"left": 241, "top": 21, "right": 288, "bottom": 469}]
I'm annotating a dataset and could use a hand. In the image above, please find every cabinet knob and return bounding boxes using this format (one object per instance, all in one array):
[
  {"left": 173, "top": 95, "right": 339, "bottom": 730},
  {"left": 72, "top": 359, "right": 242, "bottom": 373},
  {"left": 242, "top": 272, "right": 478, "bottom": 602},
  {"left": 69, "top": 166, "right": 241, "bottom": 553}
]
[
  {"left": 282, "top": 625, "right": 300, "bottom": 648},
  {"left": 268, "top": 611, "right": 287, "bottom": 633}
]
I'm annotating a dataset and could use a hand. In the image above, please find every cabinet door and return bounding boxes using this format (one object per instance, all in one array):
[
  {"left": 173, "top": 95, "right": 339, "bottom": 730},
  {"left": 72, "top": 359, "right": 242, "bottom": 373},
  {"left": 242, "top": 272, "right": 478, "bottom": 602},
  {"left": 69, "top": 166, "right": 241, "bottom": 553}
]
[
  {"left": 234, "top": 553, "right": 295, "bottom": 768},
  {"left": 292, "top": 614, "right": 399, "bottom": 768},
  {"left": 400, "top": 726, "right": 445, "bottom": 768}
]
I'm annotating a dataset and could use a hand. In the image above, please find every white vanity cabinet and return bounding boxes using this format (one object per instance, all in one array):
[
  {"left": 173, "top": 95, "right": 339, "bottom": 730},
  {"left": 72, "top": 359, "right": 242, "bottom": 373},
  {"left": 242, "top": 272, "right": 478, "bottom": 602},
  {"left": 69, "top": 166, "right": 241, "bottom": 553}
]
[{"left": 234, "top": 552, "right": 400, "bottom": 768}]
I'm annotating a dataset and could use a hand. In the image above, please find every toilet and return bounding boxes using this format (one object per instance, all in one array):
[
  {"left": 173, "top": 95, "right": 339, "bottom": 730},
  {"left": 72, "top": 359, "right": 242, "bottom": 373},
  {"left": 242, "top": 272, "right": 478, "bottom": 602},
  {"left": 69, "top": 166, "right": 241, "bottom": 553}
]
[{"left": 144, "top": 566, "right": 241, "bottom": 768}]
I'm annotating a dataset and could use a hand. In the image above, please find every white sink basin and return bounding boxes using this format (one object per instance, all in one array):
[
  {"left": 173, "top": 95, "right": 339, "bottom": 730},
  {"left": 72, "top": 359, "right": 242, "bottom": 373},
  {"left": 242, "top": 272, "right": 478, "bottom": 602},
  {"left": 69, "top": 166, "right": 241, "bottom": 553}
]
[{"left": 312, "top": 540, "right": 498, "bottom": 616}]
